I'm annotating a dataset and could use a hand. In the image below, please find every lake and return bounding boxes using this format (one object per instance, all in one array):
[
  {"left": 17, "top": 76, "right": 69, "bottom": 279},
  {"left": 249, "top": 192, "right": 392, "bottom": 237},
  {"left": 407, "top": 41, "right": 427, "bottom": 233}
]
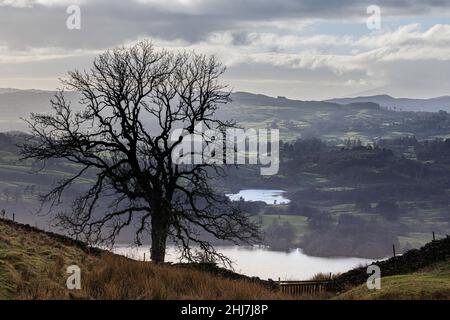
[
  {"left": 113, "top": 245, "right": 373, "bottom": 280},
  {"left": 226, "top": 189, "right": 290, "bottom": 205},
  {"left": 114, "top": 190, "right": 372, "bottom": 280}
]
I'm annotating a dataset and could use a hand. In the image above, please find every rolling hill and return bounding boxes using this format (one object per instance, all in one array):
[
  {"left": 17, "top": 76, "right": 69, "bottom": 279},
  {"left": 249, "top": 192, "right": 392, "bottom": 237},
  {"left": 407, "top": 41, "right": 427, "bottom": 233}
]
[{"left": 327, "top": 95, "right": 450, "bottom": 112}]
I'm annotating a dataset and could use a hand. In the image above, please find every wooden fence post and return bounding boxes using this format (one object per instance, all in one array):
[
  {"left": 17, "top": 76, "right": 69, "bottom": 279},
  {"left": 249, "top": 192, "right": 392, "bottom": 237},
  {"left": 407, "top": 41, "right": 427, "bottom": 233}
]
[{"left": 432, "top": 231, "right": 435, "bottom": 241}]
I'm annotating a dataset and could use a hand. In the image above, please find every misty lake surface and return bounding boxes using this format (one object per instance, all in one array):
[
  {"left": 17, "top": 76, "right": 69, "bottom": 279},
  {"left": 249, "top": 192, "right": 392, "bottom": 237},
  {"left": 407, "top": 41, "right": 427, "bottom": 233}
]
[
  {"left": 226, "top": 189, "right": 290, "bottom": 205},
  {"left": 113, "top": 245, "right": 373, "bottom": 280}
]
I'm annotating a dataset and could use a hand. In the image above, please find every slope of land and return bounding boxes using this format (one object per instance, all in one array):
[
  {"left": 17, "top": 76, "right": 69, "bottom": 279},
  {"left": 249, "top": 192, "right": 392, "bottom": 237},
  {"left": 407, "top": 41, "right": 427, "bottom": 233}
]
[
  {"left": 0, "top": 218, "right": 284, "bottom": 300},
  {"left": 0, "top": 217, "right": 449, "bottom": 300},
  {"left": 331, "top": 236, "right": 450, "bottom": 299},
  {"left": 335, "top": 259, "right": 450, "bottom": 299}
]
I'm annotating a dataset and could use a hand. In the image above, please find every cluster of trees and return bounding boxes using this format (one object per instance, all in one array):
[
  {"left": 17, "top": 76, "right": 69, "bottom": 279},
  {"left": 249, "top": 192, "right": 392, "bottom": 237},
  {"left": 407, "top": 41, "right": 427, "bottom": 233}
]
[
  {"left": 264, "top": 221, "right": 297, "bottom": 251},
  {"left": 301, "top": 218, "right": 399, "bottom": 258},
  {"left": 416, "top": 138, "right": 450, "bottom": 163},
  {"left": 223, "top": 136, "right": 450, "bottom": 255}
]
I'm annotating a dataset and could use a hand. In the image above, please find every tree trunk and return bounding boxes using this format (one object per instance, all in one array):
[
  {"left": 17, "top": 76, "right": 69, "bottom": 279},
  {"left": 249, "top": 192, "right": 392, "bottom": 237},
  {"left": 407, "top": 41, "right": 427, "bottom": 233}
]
[{"left": 151, "top": 213, "right": 169, "bottom": 263}]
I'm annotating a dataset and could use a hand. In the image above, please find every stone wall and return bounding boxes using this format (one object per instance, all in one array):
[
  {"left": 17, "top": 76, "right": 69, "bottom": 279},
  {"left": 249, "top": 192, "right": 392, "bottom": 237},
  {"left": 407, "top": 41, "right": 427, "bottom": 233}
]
[{"left": 328, "top": 236, "right": 450, "bottom": 292}]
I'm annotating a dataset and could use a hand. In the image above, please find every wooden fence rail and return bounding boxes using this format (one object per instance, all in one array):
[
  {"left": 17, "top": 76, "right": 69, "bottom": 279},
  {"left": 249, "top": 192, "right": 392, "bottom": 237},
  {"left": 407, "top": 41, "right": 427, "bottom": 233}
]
[{"left": 278, "top": 280, "right": 330, "bottom": 296}]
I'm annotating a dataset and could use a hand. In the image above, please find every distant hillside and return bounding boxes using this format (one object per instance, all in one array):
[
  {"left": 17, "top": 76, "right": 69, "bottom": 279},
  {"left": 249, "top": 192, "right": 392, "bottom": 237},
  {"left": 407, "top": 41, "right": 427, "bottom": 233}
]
[
  {"left": 231, "top": 91, "right": 381, "bottom": 110},
  {"left": 0, "top": 88, "right": 23, "bottom": 94},
  {"left": 226, "top": 91, "right": 450, "bottom": 143},
  {"left": 3, "top": 88, "right": 450, "bottom": 143},
  {"left": 0, "top": 90, "right": 79, "bottom": 132},
  {"left": 0, "top": 88, "right": 385, "bottom": 137},
  {"left": 327, "top": 94, "right": 450, "bottom": 112}
]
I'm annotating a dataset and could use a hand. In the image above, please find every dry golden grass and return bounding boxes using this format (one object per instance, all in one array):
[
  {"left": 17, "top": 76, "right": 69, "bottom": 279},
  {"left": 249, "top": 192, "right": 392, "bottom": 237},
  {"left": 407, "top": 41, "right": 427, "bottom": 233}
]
[
  {"left": 0, "top": 219, "right": 287, "bottom": 300},
  {"left": 5, "top": 218, "right": 447, "bottom": 300},
  {"left": 80, "top": 255, "right": 287, "bottom": 300}
]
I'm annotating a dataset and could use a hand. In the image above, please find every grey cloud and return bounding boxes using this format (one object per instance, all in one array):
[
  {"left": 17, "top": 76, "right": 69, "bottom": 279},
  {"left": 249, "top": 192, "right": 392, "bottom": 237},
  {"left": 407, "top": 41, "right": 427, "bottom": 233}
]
[
  {"left": 1, "top": 0, "right": 450, "bottom": 50},
  {"left": 2, "top": 0, "right": 450, "bottom": 100}
]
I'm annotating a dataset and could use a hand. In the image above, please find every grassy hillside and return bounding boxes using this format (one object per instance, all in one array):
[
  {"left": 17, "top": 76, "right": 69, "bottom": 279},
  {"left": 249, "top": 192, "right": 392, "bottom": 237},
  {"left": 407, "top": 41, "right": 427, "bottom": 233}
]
[
  {"left": 0, "top": 218, "right": 285, "bottom": 300},
  {"left": 0, "top": 217, "right": 449, "bottom": 300},
  {"left": 328, "top": 235, "right": 450, "bottom": 299},
  {"left": 336, "top": 259, "right": 450, "bottom": 300}
]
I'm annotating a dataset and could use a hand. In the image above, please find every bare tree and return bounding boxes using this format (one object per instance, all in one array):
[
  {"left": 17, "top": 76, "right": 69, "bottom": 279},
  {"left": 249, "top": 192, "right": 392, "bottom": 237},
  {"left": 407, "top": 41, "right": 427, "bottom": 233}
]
[{"left": 21, "top": 41, "right": 259, "bottom": 263}]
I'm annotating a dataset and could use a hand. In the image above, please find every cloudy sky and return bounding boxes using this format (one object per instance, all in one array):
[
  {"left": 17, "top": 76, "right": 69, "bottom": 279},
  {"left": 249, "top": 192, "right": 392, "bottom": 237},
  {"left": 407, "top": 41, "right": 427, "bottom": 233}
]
[{"left": 1, "top": 0, "right": 450, "bottom": 100}]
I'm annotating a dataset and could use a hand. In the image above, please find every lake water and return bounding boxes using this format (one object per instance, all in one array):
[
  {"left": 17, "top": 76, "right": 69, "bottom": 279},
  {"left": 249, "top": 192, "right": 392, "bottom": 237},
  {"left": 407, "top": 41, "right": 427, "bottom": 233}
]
[
  {"left": 114, "top": 190, "right": 372, "bottom": 280},
  {"left": 226, "top": 189, "right": 290, "bottom": 205},
  {"left": 113, "top": 245, "right": 373, "bottom": 280}
]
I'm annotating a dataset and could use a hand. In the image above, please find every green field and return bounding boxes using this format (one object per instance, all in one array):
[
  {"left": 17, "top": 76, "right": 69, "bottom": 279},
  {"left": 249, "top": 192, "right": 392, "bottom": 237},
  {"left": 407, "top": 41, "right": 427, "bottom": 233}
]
[{"left": 253, "top": 214, "right": 309, "bottom": 242}]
